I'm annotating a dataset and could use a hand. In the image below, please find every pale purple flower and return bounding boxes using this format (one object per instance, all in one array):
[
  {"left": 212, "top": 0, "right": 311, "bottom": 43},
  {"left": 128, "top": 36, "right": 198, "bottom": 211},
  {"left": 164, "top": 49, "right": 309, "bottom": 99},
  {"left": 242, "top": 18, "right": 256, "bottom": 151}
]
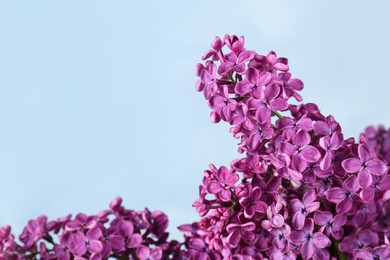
[
  {"left": 326, "top": 175, "right": 360, "bottom": 214},
  {"left": 247, "top": 84, "right": 288, "bottom": 124},
  {"left": 342, "top": 143, "right": 388, "bottom": 188},
  {"left": 235, "top": 68, "right": 271, "bottom": 98},
  {"left": 313, "top": 211, "right": 346, "bottom": 240},
  {"left": 239, "top": 187, "right": 267, "bottom": 218},
  {"left": 136, "top": 245, "right": 162, "bottom": 260},
  {"left": 339, "top": 229, "right": 379, "bottom": 253},
  {"left": 218, "top": 50, "right": 255, "bottom": 75},
  {"left": 208, "top": 86, "right": 237, "bottom": 121},
  {"left": 319, "top": 131, "right": 344, "bottom": 170},
  {"left": 354, "top": 245, "right": 390, "bottom": 260},
  {"left": 280, "top": 130, "right": 321, "bottom": 172},
  {"left": 19, "top": 215, "right": 47, "bottom": 248},
  {"left": 206, "top": 166, "right": 239, "bottom": 202},
  {"left": 290, "top": 219, "right": 330, "bottom": 260},
  {"left": 70, "top": 228, "right": 103, "bottom": 256},
  {"left": 290, "top": 189, "right": 320, "bottom": 230},
  {"left": 278, "top": 72, "right": 304, "bottom": 102},
  {"left": 226, "top": 221, "right": 256, "bottom": 247}
]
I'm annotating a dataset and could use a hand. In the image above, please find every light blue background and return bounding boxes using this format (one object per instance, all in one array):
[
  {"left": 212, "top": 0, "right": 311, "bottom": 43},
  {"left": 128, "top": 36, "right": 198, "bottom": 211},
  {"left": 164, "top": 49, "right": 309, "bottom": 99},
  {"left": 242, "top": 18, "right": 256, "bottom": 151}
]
[{"left": 1, "top": 1, "right": 389, "bottom": 240}]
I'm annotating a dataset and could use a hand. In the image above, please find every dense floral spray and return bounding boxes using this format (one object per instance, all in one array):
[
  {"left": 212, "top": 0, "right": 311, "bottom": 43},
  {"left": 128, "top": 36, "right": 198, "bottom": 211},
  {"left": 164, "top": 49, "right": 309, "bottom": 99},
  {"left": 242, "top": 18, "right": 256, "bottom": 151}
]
[{"left": 1, "top": 35, "right": 389, "bottom": 259}]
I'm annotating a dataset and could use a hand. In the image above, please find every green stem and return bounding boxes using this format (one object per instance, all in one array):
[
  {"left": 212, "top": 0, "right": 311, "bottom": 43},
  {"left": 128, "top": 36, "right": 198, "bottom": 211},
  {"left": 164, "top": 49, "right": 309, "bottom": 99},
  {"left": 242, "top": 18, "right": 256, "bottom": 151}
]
[
  {"left": 272, "top": 110, "right": 283, "bottom": 119},
  {"left": 332, "top": 239, "right": 347, "bottom": 260}
]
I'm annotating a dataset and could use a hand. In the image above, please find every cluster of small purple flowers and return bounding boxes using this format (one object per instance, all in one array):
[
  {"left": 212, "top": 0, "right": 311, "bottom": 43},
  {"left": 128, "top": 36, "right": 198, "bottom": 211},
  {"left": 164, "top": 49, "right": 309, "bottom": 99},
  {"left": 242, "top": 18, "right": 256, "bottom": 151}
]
[
  {"left": 190, "top": 35, "right": 390, "bottom": 259},
  {"left": 1, "top": 35, "right": 389, "bottom": 259},
  {"left": 0, "top": 197, "right": 185, "bottom": 259}
]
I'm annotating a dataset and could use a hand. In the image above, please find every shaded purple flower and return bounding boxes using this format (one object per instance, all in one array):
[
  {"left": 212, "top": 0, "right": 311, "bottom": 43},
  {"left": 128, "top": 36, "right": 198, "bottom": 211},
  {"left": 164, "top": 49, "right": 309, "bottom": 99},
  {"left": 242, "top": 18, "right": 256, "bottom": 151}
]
[
  {"left": 65, "top": 213, "right": 97, "bottom": 232},
  {"left": 313, "top": 211, "right": 346, "bottom": 240},
  {"left": 278, "top": 72, "right": 304, "bottom": 101},
  {"left": 290, "top": 189, "right": 320, "bottom": 230},
  {"left": 239, "top": 186, "right": 267, "bottom": 218},
  {"left": 118, "top": 221, "right": 142, "bottom": 249},
  {"left": 326, "top": 175, "right": 360, "bottom": 214},
  {"left": 136, "top": 245, "right": 162, "bottom": 260},
  {"left": 319, "top": 131, "right": 344, "bottom": 170},
  {"left": 248, "top": 84, "right": 288, "bottom": 124},
  {"left": 290, "top": 219, "right": 330, "bottom": 260},
  {"left": 19, "top": 215, "right": 47, "bottom": 248},
  {"left": 206, "top": 166, "right": 239, "bottom": 202},
  {"left": 355, "top": 245, "right": 390, "bottom": 260},
  {"left": 208, "top": 86, "right": 237, "bottom": 121},
  {"left": 218, "top": 50, "right": 255, "bottom": 75},
  {"left": 70, "top": 228, "right": 103, "bottom": 256},
  {"left": 235, "top": 68, "right": 271, "bottom": 98},
  {"left": 226, "top": 221, "right": 256, "bottom": 247},
  {"left": 342, "top": 143, "right": 387, "bottom": 188},
  {"left": 281, "top": 130, "right": 321, "bottom": 172},
  {"left": 339, "top": 229, "right": 379, "bottom": 253}
]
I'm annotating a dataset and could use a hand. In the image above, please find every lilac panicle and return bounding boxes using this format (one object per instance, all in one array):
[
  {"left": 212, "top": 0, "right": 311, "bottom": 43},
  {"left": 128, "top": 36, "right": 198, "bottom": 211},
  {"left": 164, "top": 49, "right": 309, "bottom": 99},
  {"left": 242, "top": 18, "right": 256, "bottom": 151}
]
[{"left": 2, "top": 34, "right": 390, "bottom": 260}]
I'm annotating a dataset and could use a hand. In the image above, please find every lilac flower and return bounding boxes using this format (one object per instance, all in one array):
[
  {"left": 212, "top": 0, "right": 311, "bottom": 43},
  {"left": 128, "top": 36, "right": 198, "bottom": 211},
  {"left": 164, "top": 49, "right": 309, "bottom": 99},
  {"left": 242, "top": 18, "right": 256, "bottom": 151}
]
[
  {"left": 118, "top": 221, "right": 142, "bottom": 249},
  {"left": 339, "top": 229, "right": 379, "bottom": 253},
  {"left": 290, "top": 219, "right": 330, "bottom": 260},
  {"left": 239, "top": 187, "right": 267, "bottom": 218},
  {"left": 326, "top": 175, "right": 360, "bottom": 214},
  {"left": 218, "top": 50, "right": 255, "bottom": 75},
  {"left": 226, "top": 221, "right": 256, "bottom": 247},
  {"left": 235, "top": 68, "right": 271, "bottom": 98},
  {"left": 206, "top": 166, "right": 239, "bottom": 202},
  {"left": 224, "top": 34, "right": 245, "bottom": 53},
  {"left": 246, "top": 121, "right": 274, "bottom": 150},
  {"left": 247, "top": 84, "right": 288, "bottom": 124},
  {"left": 187, "top": 238, "right": 221, "bottom": 260},
  {"left": 313, "top": 211, "right": 346, "bottom": 240},
  {"left": 271, "top": 224, "right": 291, "bottom": 250},
  {"left": 319, "top": 131, "right": 344, "bottom": 170},
  {"left": 278, "top": 72, "right": 304, "bottom": 102},
  {"left": 342, "top": 143, "right": 388, "bottom": 188},
  {"left": 19, "top": 215, "right": 47, "bottom": 248},
  {"left": 276, "top": 115, "right": 313, "bottom": 140},
  {"left": 361, "top": 175, "right": 390, "bottom": 202},
  {"left": 136, "top": 245, "right": 162, "bottom": 260},
  {"left": 199, "top": 63, "right": 220, "bottom": 99},
  {"left": 280, "top": 130, "right": 321, "bottom": 172},
  {"left": 290, "top": 189, "right": 320, "bottom": 230},
  {"left": 69, "top": 228, "right": 103, "bottom": 256},
  {"left": 202, "top": 36, "right": 224, "bottom": 61},
  {"left": 65, "top": 213, "right": 97, "bottom": 232},
  {"left": 354, "top": 245, "right": 390, "bottom": 260},
  {"left": 208, "top": 86, "right": 237, "bottom": 121}
]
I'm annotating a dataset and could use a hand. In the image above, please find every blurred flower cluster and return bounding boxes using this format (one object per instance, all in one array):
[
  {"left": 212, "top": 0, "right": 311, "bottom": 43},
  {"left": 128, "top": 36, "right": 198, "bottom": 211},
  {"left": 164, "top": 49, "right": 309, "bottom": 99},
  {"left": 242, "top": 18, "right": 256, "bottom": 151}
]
[{"left": 1, "top": 35, "right": 389, "bottom": 259}]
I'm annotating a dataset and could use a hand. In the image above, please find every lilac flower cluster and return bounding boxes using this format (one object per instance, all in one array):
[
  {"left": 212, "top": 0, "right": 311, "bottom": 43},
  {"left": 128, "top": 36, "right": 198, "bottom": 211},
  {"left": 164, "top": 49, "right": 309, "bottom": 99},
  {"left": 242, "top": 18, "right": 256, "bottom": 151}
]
[
  {"left": 1, "top": 35, "right": 389, "bottom": 259},
  {"left": 191, "top": 34, "right": 390, "bottom": 259},
  {"left": 0, "top": 197, "right": 185, "bottom": 259}
]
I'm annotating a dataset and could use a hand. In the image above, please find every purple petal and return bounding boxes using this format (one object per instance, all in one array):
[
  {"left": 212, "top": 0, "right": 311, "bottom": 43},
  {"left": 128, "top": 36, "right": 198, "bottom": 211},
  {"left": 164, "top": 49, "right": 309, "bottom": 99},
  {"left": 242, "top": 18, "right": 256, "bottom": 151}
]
[
  {"left": 208, "top": 95, "right": 225, "bottom": 110},
  {"left": 246, "top": 68, "right": 259, "bottom": 84},
  {"left": 280, "top": 141, "right": 296, "bottom": 156},
  {"left": 235, "top": 80, "right": 254, "bottom": 95},
  {"left": 290, "top": 230, "right": 305, "bottom": 245},
  {"left": 312, "top": 233, "right": 330, "bottom": 248},
  {"left": 237, "top": 50, "right": 255, "bottom": 64},
  {"left": 336, "top": 198, "right": 352, "bottom": 214},
  {"left": 88, "top": 240, "right": 103, "bottom": 254},
  {"left": 302, "top": 189, "right": 316, "bottom": 205},
  {"left": 326, "top": 187, "right": 345, "bottom": 203},
  {"left": 265, "top": 84, "right": 280, "bottom": 102},
  {"left": 86, "top": 228, "right": 102, "bottom": 240},
  {"left": 358, "top": 144, "right": 372, "bottom": 162},
  {"left": 293, "top": 130, "right": 311, "bottom": 148},
  {"left": 301, "top": 145, "right": 321, "bottom": 163},
  {"left": 314, "top": 210, "right": 332, "bottom": 226},
  {"left": 343, "top": 175, "right": 359, "bottom": 192},
  {"left": 301, "top": 241, "right": 315, "bottom": 260},
  {"left": 136, "top": 246, "right": 150, "bottom": 258},
  {"left": 127, "top": 234, "right": 142, "bottom": 248},
  {"left": 293, "top": 212, "right": 306, "bottom": 230},
  {"left": 366, "top": 159, "right": 387, "bottom": 175},
  {"left": 206, "top": 181, "right": 223, "bottom": 194},
  {"left": 218, "top": 62, "right": 234, "bottom": 75},
  {"left": 342, "top": 158, "right": 362, "bottom": 173},
  {"left": 270, "top": 98, "right": 288, "bottom": 111},
  {"left": 357, "top": 169, "right": 373, "bottom": 189}
]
